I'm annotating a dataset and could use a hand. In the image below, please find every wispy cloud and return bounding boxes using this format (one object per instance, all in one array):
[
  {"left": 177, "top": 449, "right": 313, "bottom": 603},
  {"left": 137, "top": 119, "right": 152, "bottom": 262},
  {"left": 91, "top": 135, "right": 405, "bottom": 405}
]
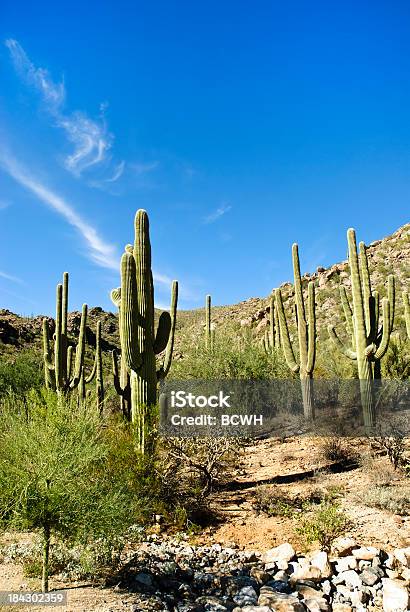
[
  {"left": 130, "top": 161, "right": 160, "bottom": 176},
  {"left": 203, "top": 202, "right": 232, "bottom": 224},
  {"left": 0, "top": 148, "right": 118, "bottom": 270},
  {"left": 5, "top": 39, "right": 113, "bottom": 178},
  {"left": 0, "top": 270, "right": 23, "bottom": 284},
  {"left": 0, "top": 200, "right": 11, "bottom": 210}
]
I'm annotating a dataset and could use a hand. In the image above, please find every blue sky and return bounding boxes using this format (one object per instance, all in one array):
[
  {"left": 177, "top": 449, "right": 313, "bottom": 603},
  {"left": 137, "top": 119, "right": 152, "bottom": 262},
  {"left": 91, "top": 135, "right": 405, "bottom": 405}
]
[{"left": 0, "top": 1, "right": 409, "bottom": 315}]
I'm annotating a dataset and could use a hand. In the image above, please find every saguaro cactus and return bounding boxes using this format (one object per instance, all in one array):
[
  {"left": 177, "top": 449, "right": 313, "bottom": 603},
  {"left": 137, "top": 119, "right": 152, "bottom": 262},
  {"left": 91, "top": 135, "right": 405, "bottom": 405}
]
[
  {"left": 205, "top": 294, "right": 215, "bottom": 349},
  {"left": 42, "top": 273, "right": 87, "bottom": 395},
  {"left": 111, "top": 210, "right": 178, "bottom": 453},
  {"left": 78, "top": 321, "right": 104, "bottom": 413},
  {"left": 328, "top": 229, "right": 395, "bottom": 428},
  {"left": 403, "top": 291, "right": 410, "bottom": 339},
  {"left": 275, "top": 244, "right": 316, "bottom": 419},
  {"left": 263, "top": 294, "right": 280, "bottom": 353}
]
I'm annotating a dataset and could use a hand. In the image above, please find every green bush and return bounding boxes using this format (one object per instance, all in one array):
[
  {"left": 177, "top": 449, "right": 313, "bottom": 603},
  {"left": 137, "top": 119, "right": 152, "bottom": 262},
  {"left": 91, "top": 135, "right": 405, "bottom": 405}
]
[
  {"left": 0, "top": 350, "right": 44, "bottom": 397},
  {"left": 295, "top": 501, "right": 351, "bottom": 550},
  {"left": 170, "top": 325, "right": 290, "bottom": 380},
  {"left": 0, "top": 391, "right": 155, "bottom": 591}
]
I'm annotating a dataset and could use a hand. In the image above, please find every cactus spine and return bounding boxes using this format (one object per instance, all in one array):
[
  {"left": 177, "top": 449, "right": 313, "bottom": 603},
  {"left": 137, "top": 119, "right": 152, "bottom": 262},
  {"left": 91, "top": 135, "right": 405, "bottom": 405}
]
[
  {"left": 328, "top": 229, "right": 395, "bottom": 428},
  {"left": 111, "top": 210, "right": 178, "bottom": 453},
  {"left": 42, "top": 272, "right": 87, "bottom": 394},
  {"left": 276, "top": 244, "right": 316, "bottom": 419}
]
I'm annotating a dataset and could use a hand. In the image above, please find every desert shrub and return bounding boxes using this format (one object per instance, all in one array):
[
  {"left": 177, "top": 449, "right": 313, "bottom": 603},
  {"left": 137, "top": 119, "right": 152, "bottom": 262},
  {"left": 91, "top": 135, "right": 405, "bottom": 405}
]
[
  {"left": 170, "top": 326, "right": 290, "bottom": 380},
  {"left": 382, "top": 338, "right": 410, "bottom": 380},
  {"left": 371, "top": 423, "right": 410, "bottom": 471},
  {"left": 317, "top": 437, "right": 358, "bottom": 464},
  {"left": 253, "top": 485, "right": 341, "bottom": 518},
  {"left": 360, "top": 484, "right": 410, "bottom": 515},
  {"left": 0, "top": 350, "right": 44, "bottom": 397},
  {"left": 295, "top": 501, "right": 351, "bottom": 551},
  {"left": 157, "top": 436, "right": 244, "bottom": 527},
  {"left": 0, "top": 391, "right": 155, "bottom": 591}
]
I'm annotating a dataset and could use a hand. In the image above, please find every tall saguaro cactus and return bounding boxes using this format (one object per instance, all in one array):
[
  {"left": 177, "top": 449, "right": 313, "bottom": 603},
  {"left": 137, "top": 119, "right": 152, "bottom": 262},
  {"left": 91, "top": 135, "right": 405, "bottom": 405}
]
[
  {"left": 111, "top": 210, "right": 178, "bottom": 453},
  {"left": 263, "top": 294, "right": 280, "bottom": 353},
  {"left": 328, "top": 229, "right": 395, "bottom": 428},
  {"left": 403, "top": 291, "right": 410, "bottom": 339},
  {"left": 78, "top": 321, "right": 104, "bottom": 413},
  {"left": 205, "top": 294, "right": 215, "bottom": 349},
  {"left": 42, "top": 273, "right": 87, "bottom": 395},
  {"left": 276, "top": 244, "right": 316, "bottom": 419}
]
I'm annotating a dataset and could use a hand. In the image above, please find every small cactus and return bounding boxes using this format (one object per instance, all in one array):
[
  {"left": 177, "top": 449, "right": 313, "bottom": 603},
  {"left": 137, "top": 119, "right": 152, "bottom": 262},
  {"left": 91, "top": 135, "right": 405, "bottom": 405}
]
[
  {"left": 262, "top": 294, "right": 280, "bottom": 353},
  {"left": 328, "top": 229, "right": 395, "bottom": 428},
  {"left": 110, "top": 210, "right": 178, "bottom": 453},
  {"left": 276, "top": 244, "right": 316, "bottom": 419},
  {"left": 42, "top": 273, "right": 87, "bottom": 395}
]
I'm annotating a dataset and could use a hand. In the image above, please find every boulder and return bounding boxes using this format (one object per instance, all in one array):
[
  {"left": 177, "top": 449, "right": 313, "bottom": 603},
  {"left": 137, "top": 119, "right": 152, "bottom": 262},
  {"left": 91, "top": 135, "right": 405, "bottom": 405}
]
[{"left": 382, "top": 578, "right": 409, "bottom": 612}]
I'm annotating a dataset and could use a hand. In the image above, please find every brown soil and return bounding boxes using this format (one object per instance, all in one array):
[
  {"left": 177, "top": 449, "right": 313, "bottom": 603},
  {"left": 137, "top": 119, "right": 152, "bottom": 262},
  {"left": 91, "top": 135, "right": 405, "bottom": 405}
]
[{"left": 1, "top": 435, "right": 409, "bottom": 610}]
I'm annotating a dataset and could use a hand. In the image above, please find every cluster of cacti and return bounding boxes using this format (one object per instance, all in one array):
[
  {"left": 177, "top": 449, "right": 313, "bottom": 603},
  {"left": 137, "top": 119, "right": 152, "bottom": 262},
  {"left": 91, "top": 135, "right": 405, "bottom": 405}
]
[
  {"left": 205, "top": 294, "right": 215, "bottom": 349},
  {"left": 262, "top": 294, "right": 280, "bottom": 353},
  {"left": 275, "top": 244, "right": 317, "bottom": 419},
  {"left": 42, "top": 273, "right": 104, "bottom": 412},
  {"left": 328, "top": 229, "right": 395, "bottom": 428},
  {"left": 110, "top": 210, "right": 178, "bottom": 453}
]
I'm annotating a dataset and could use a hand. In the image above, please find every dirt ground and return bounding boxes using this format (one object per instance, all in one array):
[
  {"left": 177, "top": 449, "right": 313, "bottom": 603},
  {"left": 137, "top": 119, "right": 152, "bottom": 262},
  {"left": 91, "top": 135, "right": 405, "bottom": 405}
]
[{"left": 1, "top": 435, "right": 409, "bottom": 611}]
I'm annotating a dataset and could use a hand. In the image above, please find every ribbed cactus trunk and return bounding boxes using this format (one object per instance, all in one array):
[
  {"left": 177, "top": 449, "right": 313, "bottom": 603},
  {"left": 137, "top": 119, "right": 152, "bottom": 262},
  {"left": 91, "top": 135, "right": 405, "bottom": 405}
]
[
  {"left": 328, "top": 229, "right": 394, "bottom": 430},
  {"left": 205, "top": 294, "right": 214, "bottom": 349},
  {"left": 348, "top": 230, "right": 375, "bottom": 428},
  {"left": 112, "top": 210, "right": 178, "bottom": 454},
  {"left": 404, "top": 291, "right": 410, "bottom": 339},
  {"left": 276, "top": 244, "right": 316, "bottom": 420},
  {"left": 43, "top": 272, "right": 87, "bottom": 397}
]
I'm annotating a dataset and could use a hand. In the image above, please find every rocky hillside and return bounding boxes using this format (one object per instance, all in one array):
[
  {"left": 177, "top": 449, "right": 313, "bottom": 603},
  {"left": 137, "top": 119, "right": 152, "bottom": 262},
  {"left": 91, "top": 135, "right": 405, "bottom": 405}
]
[{"left": 1, "top": 224, "right": 409, "bottom": 354}]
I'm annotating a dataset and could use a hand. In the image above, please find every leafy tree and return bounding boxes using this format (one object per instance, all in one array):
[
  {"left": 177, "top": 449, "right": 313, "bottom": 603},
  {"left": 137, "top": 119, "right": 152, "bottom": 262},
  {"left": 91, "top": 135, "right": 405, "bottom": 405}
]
[{"left": 0, "top": 391, "right": 152, "bottom": 591}]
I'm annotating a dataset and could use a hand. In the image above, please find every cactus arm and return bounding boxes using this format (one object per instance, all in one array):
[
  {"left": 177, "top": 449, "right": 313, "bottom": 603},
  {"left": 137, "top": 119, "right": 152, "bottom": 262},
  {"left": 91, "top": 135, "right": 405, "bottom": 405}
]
[
  {"left": 275, "top": 288, "right": 299, "bottom": 373},
  {"left": 66, "top": 346, "right": 74, "bottom": 383},
  {"left": 110, "top": 287, "right": 121, "bottom": 308},
  {"left": 69, "top": 304, "right": 88, "bottom": 389},
  {"left": 327, "top": 325, "right": 357, "bottom": 360},
  {"left": 269, "top": 294, "right": 275, "bottom": 348},
  {"left": 95, "top": 321, "right": 104, "bottom": 413},
  {"left": 120, "top": 252, "right": 142, "bottom": 372},
  {"left": 367, "top": 292, "right": 379, "bottom": 344},
  {"left": 292, "top": 244, "right": 308, "bottom": 369},
  {"left": 159, "top": 280, "right": 178, "bottom": 379},
  {"left": 42, "top": 319, "right": 54, "bottom": 371},
  {"left": 348, "top": 230, "right": 367, "bottom": 345},
  {"left": 85, "top": 357, "right": 97, "bottom": 384},
  {"left": 404, "top": 291, "right": 410, "bottom": 339},
  {"left": 54, "top": 283, "right": 63, "bottom": 390},
  {"left": 205, "top": 294, "right": 212, "bottom": 348},
  {"left": 306, "top": 281, "right": 316, "bottom": 374},
  {"left": 339, "top": 285, "right": 354, "bottom": 343},
  {"left": 387, "top": 275, "right": 395, "bottom": 333},
  {"left": 374, "top": 298, "right": 391, "bottom": 360},
  {"left": 153, "top": 311, "right": 171, "bottom": 354},
  {"left": 112, "top": 350, "right": 124, "bottom": 396},
  {"left": 359, "top": 241, "right": 372, "bottom": 336},
  {"left": 274, "top": 296, "right": 280, "bottom": 347}
]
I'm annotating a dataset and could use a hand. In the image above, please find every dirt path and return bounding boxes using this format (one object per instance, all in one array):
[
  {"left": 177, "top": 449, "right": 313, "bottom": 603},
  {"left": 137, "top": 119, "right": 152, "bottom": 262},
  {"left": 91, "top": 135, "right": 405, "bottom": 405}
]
[{"left": 1, "top": 435, "right": 409, "bottom": 610}]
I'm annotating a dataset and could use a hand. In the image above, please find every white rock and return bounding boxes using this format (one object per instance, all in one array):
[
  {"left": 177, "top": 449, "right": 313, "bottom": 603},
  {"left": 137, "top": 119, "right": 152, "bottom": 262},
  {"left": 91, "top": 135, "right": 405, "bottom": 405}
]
[
  {"left": 335, "top": 556, "right": 358, "bottom": 573},
  {"left": 382, "top": 578, "right": 410, "bottom": 612},
  {"left": 263, "top": 543, "right": 296, "bottom": 565},
  {"left": 352, "top": 546, "right": 379, "bottom": 561},
  {"left": 304, "top": 598, "right": 330, "bottom": 611},
  {"left": 310, "top": 551, "right": 332, "bottom": 578},
  {"left": 393, "top": 547, "right": 410, "bottom": 568},
  {"left": 331, "top": 537, "right": 357, "bottom": 557},
  {"left": 336, "top": 570, "right": 363, "bottom": 589}
]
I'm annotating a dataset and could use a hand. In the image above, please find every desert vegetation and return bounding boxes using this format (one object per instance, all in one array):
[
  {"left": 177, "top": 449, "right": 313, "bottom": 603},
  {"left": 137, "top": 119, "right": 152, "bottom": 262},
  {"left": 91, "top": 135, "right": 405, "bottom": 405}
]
[{"left": 0, "top": 212, "right": 409, "bottom": 610}]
